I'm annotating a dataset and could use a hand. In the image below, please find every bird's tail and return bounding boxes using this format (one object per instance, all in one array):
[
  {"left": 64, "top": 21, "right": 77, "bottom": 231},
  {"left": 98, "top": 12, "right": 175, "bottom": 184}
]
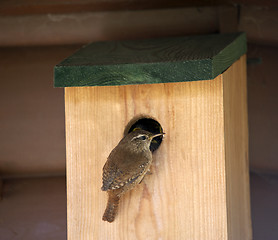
[{"left": 102, "top": 193, "right": 120, "bottom": 222}]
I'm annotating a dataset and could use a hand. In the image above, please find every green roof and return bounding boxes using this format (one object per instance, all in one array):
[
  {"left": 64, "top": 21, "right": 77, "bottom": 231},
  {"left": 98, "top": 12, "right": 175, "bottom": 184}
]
[{"left": 54, "top": 32, "right": 246, "bottom": 87}]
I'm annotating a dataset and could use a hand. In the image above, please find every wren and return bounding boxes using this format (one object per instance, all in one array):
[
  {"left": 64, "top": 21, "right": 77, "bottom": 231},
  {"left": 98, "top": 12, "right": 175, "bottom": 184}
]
[{"left": 101, "top": 129, "right": 164, "bottom": 222}]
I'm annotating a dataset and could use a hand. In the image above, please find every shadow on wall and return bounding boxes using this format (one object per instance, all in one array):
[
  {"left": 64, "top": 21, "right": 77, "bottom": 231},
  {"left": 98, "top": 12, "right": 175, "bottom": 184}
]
[{"left": 250, "top": 172, "right": 278, "bottom": 240}]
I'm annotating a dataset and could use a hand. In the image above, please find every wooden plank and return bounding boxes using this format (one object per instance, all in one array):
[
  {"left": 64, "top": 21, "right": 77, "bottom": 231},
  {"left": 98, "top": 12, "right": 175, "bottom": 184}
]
[
  {"left": 218, "top": 6, "right": 239, "bottom": 33},
  {"left": 238, "top": 6, "right": 278, "bottom": 46},
  {"left": 223, "top": 55, "right": 252, "bottom": 239},
  {"left": 0, "top": 0, "right": 215, "bottom": 16},
  {"left": 0, "top": 7, "right": 218, "bottom": 47},
  {"left": 2, "top": 6, "right": 277, "bottom": 47},
  {"left": 55, "top": 33, "right": 246, "bottom": 87},
  {"left": 65, "top": 76, "right": 228, "bottom": 239},
  {"left": 1, "top": 0, "right": 278, "bottom": 16},
  {"left": 1, "top": 6, "right": 278, "bottom": 47}
]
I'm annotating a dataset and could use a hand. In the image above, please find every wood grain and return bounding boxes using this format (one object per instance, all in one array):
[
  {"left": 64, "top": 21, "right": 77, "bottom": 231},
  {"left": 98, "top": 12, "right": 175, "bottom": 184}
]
[
  {"left": 65, "top": 75, "right": 229, "bottom": 239},
  {"left": 1, "top": 0, "right": 277, "bottom": 16},
  {"left": 0, "top": 7, "right": 218, "bottom": 47},
  {"left": 0, "top": 0, "right": 214, "bottom": 16},
  {"left": 55, "top": 33, "right": 246, "bottom": 87},
  {"left": 238, "top": 6, "right": 278, "bottom": 46},
  {"left": 223, "top": 55, "right": 252, "bottom": 239}
]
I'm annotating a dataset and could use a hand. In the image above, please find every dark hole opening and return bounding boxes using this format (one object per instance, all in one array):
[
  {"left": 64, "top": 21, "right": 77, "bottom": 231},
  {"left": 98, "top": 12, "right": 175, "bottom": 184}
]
[{"left": 124, "top": 117, "right": 164, "bottom": 152}]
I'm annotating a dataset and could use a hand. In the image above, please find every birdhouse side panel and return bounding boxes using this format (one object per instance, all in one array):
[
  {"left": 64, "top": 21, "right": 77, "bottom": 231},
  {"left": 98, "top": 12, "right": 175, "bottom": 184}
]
[
  {"left": 223, "top": 55, "right": 252, "bottom": 240},
  {"left": 65, "top": 77, "right": 228, "bottom": 239}
]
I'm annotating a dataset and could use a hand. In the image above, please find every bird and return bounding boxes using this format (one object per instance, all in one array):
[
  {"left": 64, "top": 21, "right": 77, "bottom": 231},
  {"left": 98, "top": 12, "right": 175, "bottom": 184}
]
[{"left": 101, "top": 129, "right": 165, "bottom": 222}]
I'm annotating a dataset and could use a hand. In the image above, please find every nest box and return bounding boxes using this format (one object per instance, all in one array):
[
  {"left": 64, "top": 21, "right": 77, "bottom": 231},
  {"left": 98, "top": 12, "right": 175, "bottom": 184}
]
[{"left": 54, "top": 32, "right": 252, "bottom": 240}]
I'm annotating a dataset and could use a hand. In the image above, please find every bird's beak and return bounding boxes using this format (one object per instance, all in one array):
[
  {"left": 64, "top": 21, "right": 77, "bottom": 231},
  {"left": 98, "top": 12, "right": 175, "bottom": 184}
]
[{"left": 150, "top": 132, "right": 165, "bottom": 140}]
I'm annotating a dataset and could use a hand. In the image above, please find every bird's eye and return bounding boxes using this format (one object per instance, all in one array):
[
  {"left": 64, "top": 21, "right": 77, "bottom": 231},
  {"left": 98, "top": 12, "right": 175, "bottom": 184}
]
[{"left": 138, "top": 135, "right": 147, "bottom": 140}]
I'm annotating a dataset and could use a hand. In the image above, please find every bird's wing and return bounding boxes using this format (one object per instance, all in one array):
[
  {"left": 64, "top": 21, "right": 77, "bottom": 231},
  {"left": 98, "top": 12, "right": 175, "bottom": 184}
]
[
  {"left": 101, "top": 160, "right": 118, "bottom": 191},
  {"left": 101, "top": 155, "right": 149, "bottom": 191}
]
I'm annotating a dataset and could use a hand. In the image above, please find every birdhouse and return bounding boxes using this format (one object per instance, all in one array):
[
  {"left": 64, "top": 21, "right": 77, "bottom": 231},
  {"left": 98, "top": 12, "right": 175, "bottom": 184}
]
[{"left": 54, "top": 33, "right": 252, "bottom": 239}]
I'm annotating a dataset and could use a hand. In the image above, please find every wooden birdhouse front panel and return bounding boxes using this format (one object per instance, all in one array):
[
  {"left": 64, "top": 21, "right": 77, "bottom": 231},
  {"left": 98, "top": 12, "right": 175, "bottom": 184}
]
[{"left": 56, "top": 33, "right": 252, "bottom": 240}]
